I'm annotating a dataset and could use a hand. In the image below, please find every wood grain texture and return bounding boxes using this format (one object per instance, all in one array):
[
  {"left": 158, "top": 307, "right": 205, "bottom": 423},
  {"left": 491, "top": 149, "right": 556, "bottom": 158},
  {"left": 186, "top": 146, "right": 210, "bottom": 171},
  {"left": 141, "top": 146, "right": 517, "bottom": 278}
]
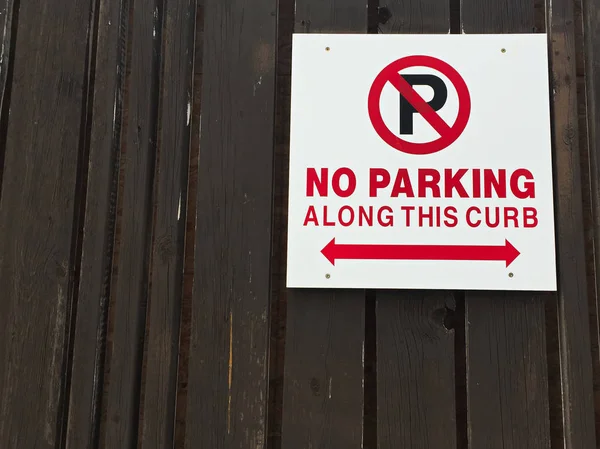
[
  {"left": 100, "top": 0, "right": 161, "bottom": 446},
  {"left": 0, "top": 0, "right": 93, "bottom": 446},
  {"left": 462, "top": 0, "right": 551, "bottom": 447},
  {"left": 173, "top": 3, "right": 204, "bottom": 448},
  {"left": 282, "top": 291, "right": 365, "bottom": 449},
  {"left": 375, "top": 2, "right": 455, "bottom": 449},
  {"left": 377, "top": 293, "right": 456, "bottom": 449},
  {"left": 461, "top": 0, "right": 533, "bottom": 32},
  {"left": 280, "top": 1, "right": 367, "bottom": 448},
  {"left": 466, "top": 296, "right": 550, "bottom": 448},
  {"left": 377, "top": 0, "right": 449, "bottom": 33},
  {"left": 65, "top": 0, "right": 128, "bottom": 447},
  {"left": 184, "top": 0, "right": 277, "bottom": 446},
  {"left": 548, "top": 0, "right": 597, "bottom": 445},
  {"left": 267, "top": 0, "right": 294, "bottom": 446},
  {"left": 138, "top": 0, "right": 196, "bottom": 447},
  {"left": 583, "top": 0, "right": 600, "bottom": 444},
  {"left": 294, "top": 0, "right": 367, "bottom": 33},
  {"left": 0, "top": 0, "right": 15, "bottom": 195},
  {"left": 460, "top": 0, "right": 536, "bottom": 33}
]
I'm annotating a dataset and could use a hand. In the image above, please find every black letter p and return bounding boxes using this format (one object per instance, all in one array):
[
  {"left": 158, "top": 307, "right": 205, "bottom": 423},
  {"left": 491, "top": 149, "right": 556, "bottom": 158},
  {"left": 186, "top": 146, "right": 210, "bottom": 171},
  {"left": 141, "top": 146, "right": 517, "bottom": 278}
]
[{"left": 400, "top": 74, "right": 447, "bottom": 135}]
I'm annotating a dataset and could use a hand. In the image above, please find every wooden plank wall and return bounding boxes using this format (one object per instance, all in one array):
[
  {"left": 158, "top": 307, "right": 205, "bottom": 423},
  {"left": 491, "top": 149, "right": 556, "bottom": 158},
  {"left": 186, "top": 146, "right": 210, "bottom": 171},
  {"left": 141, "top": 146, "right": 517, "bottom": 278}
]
[{"left": 0, "top": 0, "right": 598, "bottom": 448}]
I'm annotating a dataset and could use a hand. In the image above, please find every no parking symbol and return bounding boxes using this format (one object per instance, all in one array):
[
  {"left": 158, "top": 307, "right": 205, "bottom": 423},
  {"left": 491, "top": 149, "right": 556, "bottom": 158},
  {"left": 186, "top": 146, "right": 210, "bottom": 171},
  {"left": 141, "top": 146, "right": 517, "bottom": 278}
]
[
  {"left": 286, "top": 34, "right": 557, "bottom": 291},
  {"left": 368, "top": 55, "right": 471, "bottom": 155}
]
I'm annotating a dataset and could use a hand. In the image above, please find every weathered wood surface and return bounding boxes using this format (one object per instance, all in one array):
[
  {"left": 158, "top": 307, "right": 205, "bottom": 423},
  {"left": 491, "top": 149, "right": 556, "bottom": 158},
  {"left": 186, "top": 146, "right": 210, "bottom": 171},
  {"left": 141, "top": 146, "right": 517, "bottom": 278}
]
[
  {"left": 99, "top": 0, "right": 161, "bottom": 446},
  {"left": 466, "top": 295, "right": 550, "bottom": 448},
  {"left": 377, "top": 293, "right": 457, "bottom": 449},
  {"left": 280, "top": 1, "right": 367, "bottom": 448},
  {"left": 282, "top": 291, "right": 366, "bottom": 449},
  {"left": 184, "top": 0, "right": 277, "bottom": 447},
  {"left": 66, "top": 0, "right": 127, "bottom": 446},
  {"left": 0, "top": 0, "right": 596, "bottom": 447},
  {"left": 548, "top": 0, "right": 597, "bottom": 444},
  {"left": 139, "top": 0, "right": 196, "bottom": 447},
  {"left": 582, "top": 0, "right": 600, "bottom": 445},
  {"left": 0, "top": 0, "right": 15, "bottom": 194},
  {"left": 0, "top": 0, "right": 93, "bottom": 447}
]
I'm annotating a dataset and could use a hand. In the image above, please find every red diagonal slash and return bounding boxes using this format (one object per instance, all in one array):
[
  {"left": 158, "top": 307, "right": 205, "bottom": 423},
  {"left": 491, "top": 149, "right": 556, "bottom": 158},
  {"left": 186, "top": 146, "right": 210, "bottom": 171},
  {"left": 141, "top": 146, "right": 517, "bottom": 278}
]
[
  {"left": 367, "top": 55, "right": 471, "bottom": 155},
  {"left": 387, "top": 72, "right": 452, "bottom": 137}
]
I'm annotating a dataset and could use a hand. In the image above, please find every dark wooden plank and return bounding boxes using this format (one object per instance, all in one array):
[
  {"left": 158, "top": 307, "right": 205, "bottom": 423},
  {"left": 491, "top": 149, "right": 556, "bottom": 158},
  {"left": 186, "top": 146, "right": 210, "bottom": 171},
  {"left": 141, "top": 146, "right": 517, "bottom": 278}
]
[
  {"left": 374, "top": 2, "right": 456, "bottom": 449},
  {"left": 466, "top": 295, "right": 550, "bottom": 448},
  {"left": 173, "top": 3, "right": 204, "bottom": 447},
  {"left": 100, "top": 0, "right": 161, "bottom": 446},
  {"left": 139, "top": 0, "right": 196, "bottom": 446},
  {"left": 267, "top": 0, "right": 294, "bottom": 446},
  {"left": 184, "top": 0, "right": 277, "bottom": 445},
  {"left": 282, "top": 291, "right": 365, "bottom": 449},
  {"left": 377, "top": 0, "right": 449, "bottom": 33},
  {"left": 462, "top": 0, "right": 533, "bottom": 33},
  {"left": 377, "top": 293, "right": 456, "bottom": 449},
  {"left": 461, "top": 0, "right": 551, "bottom": 447},
  {"left": 0, "top": 0, "right": 93, "bottom": 446},
  {"left": 583, "top": 0, "right": 600, "bottom": 443},
  {"left": 0, "top": 0, "right": 15, "bottom": 194},
  {"left": 65, "top": 0, "right": 128, "bottom": 447},
  {"left": 548, "top": 0, "right": 597, "bottom": 444},
  {"left": 280, "top": 2, "right": 367, "bottom": 449}
]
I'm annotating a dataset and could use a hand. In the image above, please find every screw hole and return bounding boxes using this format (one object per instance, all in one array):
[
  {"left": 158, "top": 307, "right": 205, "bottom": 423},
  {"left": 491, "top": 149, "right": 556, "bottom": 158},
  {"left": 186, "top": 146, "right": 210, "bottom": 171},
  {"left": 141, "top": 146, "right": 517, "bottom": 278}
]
[
  {"left": 325, "top": 46, "right": 330, "bottom": 51},
  {"left": 325, "top": 273, "right": 331, "bottom": 279},
  {"left": 508, "top": 272, "right": 514, "bottom": 278},
  {"left": 501, "top": 48, "right": 507, "bottom": 53}
]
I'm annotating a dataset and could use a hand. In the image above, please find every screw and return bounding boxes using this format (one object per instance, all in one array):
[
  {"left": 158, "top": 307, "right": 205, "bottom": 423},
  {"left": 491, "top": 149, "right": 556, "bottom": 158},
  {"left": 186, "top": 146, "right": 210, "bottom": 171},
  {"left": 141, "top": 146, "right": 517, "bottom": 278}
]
[
  {"left": 508, "top": 272, "right": 514, "bottom": 278},
  {"left": 325, "top": 273, "right": 331, "bottom": 279},
  {"left": 325, "top": 46, "right": 330, "bottom": 51},
  {"left": 501, "top": 48, "right": 507, "bottom": 53}
]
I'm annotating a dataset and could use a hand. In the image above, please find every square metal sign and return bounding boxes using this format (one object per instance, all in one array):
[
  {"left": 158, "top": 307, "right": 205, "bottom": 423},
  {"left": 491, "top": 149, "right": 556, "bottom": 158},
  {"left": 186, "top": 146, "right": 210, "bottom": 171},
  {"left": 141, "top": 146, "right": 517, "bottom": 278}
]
[{"left": 286, "top": 34, "right": 557, "bottom": 291}]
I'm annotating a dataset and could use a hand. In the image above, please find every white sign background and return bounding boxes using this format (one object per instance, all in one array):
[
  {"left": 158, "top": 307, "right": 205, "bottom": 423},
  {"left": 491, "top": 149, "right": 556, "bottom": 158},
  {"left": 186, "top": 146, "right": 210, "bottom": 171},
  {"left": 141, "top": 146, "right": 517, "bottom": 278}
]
[{"left": 286, "top": 34, "right": 557, "bottom": 291}]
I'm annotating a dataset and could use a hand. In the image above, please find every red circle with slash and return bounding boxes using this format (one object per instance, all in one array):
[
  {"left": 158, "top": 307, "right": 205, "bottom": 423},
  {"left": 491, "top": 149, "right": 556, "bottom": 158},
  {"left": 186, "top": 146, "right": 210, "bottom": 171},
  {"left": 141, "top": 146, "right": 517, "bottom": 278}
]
[{"left": 368, "top": 55, "right": 471, "bottom": 155}]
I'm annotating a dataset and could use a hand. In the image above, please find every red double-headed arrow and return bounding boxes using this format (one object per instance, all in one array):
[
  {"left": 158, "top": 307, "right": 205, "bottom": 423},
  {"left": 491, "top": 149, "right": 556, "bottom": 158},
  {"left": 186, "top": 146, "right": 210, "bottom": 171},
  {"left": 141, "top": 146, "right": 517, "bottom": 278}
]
[{"left": 321, "top": 238, "right": 520, "bottom": 267}]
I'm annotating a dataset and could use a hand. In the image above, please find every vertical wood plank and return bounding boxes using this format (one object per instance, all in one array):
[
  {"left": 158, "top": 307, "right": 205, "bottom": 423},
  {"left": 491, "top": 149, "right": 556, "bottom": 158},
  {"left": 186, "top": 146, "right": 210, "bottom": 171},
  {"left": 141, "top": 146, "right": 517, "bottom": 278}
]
[
  {"left": 282, "top": 291, "right": 365, "bottom": 449},
  {"left": 466, "top": 295, "right": 550, "bottom": 448},
  {"left": 268, "top": 0, "right": 294, "bottom": 446},
  {"left": 377, "top": 293, "right": 456, "bottom": 449},
  {"left": 583, "top": 0, "right": 600, "bottom": 295},
  {"left": 65, "top": 0, "right": 128, "bottom": 447},
  {"left": 100, "top": 0, "right": 161, "bottom": 446},
  {"left": 461, "top": 0, "right": 551, "bottom": 447},
  {"left": 184, "top": 0, "right": 277, "bottom": 446},
  {"left": 0, "top": 0, "right": 15, "bottom": 194},
  {"left": 0, "top": 0, "right": 93, "bottom": 446},
  {"left": 139, "top": 0, "right": 196, "bottom": 447},
  {"left": 280, "top": 2, "right": 367, "bottom": 448},
  {"left": 374, "top": 3, "right": 456, "bottom": 449},
  {"left": 173, "top": 3, "right": 204, "bottom": 447},
  {"left": 548, "top": 0, "right": 597, "bottom": 444},
  {"left": 583, "top": 0, "right": 600, "bottom": 443},
  {"left": 377, "top": 0, "right": 450, "bottom": 34}
]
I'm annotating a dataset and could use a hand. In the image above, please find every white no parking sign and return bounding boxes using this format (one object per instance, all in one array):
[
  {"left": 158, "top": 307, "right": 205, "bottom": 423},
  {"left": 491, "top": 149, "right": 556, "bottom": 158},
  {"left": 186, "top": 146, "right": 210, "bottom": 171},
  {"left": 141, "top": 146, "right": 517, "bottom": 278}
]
[{"left": 286, "top": 34, "right": 557, "bottom": 291}]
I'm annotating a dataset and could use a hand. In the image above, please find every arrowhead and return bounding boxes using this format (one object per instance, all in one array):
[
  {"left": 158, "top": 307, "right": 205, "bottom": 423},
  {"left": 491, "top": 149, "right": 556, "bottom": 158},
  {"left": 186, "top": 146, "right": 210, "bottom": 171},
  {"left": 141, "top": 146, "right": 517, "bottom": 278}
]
[
  {"left": 505, "top": 239, "right": 520, "bottom": 267},
  {"left": 321, "top": 238, "right": 336, "bottom": 265}
]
